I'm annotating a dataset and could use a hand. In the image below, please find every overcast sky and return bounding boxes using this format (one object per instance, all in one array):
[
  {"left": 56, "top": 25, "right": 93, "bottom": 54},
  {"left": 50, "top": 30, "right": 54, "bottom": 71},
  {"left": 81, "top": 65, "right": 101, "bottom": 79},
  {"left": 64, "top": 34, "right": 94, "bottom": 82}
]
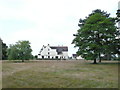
[{"left": 0, "top": 0, "right": 119, "bottom": 56}]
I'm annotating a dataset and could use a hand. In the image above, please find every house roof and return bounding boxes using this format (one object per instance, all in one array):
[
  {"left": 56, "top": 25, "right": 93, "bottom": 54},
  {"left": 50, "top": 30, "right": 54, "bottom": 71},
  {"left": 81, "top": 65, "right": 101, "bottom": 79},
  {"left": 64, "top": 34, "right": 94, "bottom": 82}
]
[
  {"left": 50, "top": 46, "right": 68, "bottom": 54},
  {"left": 50, "top": 46, "right": 68, "bottom": 51}
]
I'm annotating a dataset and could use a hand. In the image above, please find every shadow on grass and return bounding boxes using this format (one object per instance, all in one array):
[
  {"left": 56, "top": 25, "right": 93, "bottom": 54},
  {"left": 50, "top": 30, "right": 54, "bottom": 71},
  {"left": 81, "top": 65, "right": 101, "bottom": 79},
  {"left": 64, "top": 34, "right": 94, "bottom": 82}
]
[
  {"left": 87, "top": 62, "right": 119, "bottom": 65},
  {"left": 98, "top": 62, "right": 119, "bottom": 65}
]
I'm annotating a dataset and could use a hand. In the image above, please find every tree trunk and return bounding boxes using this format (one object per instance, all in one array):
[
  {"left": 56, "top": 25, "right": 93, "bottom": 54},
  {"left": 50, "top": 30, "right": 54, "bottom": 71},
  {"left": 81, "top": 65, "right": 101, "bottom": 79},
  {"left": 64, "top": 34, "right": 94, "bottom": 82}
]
[
  {"left": 107, "top": 53, "right": 111, "bottom": 60},
  {"left": 98, "top": 53, "right": 101, "bottom": 63},
  {"left": 93, "top": 59, "right": 97, "bottom": 64},
  {"left": 22, "top": 59, "right": 24, "bottom": 62},
  {"left": 99, "top": 59, "right": 101, "bottom": 62}
]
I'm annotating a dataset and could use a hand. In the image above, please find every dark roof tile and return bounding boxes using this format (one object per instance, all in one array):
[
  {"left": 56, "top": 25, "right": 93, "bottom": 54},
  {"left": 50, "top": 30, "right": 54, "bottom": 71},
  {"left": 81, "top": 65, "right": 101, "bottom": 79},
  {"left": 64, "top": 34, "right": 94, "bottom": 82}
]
[{"left": 50, "top": 46, "right": 68, "bottom": 54}]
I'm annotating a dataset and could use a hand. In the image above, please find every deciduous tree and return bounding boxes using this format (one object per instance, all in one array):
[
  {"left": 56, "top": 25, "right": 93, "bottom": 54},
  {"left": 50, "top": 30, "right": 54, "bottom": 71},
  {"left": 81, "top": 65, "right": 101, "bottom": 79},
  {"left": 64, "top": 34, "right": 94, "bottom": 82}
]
[
  {"left": 72, "top": 9, "right": 119, "bottom": 64},
  {"left": 8, "top": 40, "right": 33, "bottom": 62}
]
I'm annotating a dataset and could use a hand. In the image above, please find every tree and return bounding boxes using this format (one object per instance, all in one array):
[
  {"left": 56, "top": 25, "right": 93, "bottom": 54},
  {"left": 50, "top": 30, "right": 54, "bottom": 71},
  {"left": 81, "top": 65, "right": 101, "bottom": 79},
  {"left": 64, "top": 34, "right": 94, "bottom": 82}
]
[
  {"left": 2, "top": 42, "right": 8, "bottom": 60},
  {"left": 7, "top": 40, "right": 33, "bottom": 62},
  {"left": 0, "top": 38, "right": 8, "bottom": 60},
  {"left": 115, "top": 9, "right": 120, "bottom": 60},
  {"left": 72, "top": 9, "right": 119, "bottom": 64}
]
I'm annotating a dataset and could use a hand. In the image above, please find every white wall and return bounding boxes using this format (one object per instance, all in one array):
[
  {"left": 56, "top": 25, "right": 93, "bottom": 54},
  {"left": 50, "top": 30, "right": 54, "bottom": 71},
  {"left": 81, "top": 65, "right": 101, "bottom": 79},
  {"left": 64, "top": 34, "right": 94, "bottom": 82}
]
[
  {"left": 50, "top": 49, "right": 57, "bottom": 57},
  {"left": 40, "top": 46, "right": 49, "bottom": 56},
  {"left": 62, "top": 51, "right": 68, "bottom": 59}
]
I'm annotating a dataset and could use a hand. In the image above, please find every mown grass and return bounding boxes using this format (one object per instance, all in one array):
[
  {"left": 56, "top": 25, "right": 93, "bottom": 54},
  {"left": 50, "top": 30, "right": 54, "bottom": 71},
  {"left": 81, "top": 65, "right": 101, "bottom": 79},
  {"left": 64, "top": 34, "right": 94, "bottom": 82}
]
[{"left": 2, "top": 60, "right": 118, "bottom": 88}]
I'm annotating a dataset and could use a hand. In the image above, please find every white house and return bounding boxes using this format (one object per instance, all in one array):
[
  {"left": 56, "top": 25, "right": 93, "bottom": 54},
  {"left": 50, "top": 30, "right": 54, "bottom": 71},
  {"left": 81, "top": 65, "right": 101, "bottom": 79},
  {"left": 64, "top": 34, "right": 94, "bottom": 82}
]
[{"left": 38, "top": 44, "right": 68, "bottom": 59}]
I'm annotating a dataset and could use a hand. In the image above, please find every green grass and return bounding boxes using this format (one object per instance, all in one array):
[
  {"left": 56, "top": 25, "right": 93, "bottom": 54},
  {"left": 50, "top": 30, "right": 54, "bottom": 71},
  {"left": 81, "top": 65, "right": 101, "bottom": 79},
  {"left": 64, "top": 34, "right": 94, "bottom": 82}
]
[{"left": 2, "top": 60, "right": 118, "bottom": 88}]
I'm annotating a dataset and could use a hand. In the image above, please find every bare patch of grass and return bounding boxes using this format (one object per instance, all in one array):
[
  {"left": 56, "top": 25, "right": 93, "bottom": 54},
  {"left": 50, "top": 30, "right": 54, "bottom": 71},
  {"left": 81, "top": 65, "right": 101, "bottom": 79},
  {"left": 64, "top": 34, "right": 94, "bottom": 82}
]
[{"left": 2, "top": 60, "right": 118, "bottom": 88}]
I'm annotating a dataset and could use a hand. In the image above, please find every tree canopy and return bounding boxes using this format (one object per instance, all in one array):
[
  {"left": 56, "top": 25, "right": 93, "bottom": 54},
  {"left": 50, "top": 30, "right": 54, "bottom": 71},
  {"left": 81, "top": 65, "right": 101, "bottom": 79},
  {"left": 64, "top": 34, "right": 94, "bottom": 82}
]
[
  {"left": 7, "top": 40, "right": 33, "bottom": 62},
  {"left": 72, "top": 9, "right": 119, "bottom": 63},
  {"left": 0, "top": 38, "right": 8, "bottom": 60}
]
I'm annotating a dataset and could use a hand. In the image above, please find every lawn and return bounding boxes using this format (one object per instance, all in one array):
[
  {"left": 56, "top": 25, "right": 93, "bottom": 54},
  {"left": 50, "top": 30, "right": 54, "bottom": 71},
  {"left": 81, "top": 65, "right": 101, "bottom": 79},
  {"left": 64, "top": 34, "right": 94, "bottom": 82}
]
[{"left": 2, "top": 60, "right": 118, "bottom": 88}]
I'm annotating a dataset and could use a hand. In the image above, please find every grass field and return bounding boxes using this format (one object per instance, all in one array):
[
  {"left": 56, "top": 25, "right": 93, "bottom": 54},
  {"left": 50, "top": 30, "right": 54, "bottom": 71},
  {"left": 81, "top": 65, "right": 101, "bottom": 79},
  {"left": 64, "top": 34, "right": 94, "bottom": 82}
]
[{"left": 2, "top": 60, "right": 118, "bottom": 88}]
